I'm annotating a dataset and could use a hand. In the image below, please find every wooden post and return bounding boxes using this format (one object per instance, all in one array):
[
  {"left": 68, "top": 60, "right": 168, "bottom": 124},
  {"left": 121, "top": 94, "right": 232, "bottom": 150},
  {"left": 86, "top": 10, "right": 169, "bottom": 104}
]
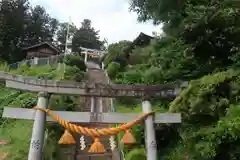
[
  {"left": 28, "top": 92, "right": 50, "bottom": 160},
  {"left": 142, "top": 100, "right": 157, "bottom": 160},
  {"left": 184, "top": 152, "right": 188, "bottom": 160}
]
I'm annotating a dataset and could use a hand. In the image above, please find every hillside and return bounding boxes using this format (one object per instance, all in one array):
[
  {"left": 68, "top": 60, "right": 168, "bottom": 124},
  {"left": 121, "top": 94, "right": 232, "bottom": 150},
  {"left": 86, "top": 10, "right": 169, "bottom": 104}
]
[
  {"left": 0, "top": 64, "right": 65, "bottom": 159},
  {"left": 0, "top": 55, "right": 87, "bottom": 160},
  {"left": 103, "top": 1, "right": 240, "bottom": 159}
]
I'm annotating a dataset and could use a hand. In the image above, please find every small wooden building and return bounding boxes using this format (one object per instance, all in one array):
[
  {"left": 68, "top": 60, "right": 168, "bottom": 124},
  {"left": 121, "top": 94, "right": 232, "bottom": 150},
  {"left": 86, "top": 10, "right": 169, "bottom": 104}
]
[
  {"left": 127, "top": 32, "right": 154, "bottom": 53},
  {"left": 22, "top": 42, "right": 60, "bottom": 59}
]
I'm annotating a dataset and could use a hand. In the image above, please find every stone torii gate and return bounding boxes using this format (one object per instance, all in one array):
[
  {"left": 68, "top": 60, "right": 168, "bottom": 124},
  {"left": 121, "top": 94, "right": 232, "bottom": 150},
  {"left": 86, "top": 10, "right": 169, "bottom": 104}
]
[{"left": 0, "top": 72, "right": 184, "bottom": 160}]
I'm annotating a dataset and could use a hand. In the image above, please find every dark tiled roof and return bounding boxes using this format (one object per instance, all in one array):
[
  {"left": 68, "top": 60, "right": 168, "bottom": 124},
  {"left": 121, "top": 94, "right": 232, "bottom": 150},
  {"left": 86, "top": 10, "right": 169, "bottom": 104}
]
[
  {"left": 131, "top": 32, "right": 153, "bottom": 47},
  {"left": 22, "top": 42, "right": 59, "bottom": 52}
]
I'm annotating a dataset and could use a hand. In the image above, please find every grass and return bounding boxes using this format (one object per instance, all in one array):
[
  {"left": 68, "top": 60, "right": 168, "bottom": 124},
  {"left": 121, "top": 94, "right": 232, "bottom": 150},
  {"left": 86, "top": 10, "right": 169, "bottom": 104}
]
[
  {"left": 114, "top": 100, "right": 169, "bottom": 160},
  {"left": 115, "top": 102, "right": 169, "bottom": 113},
  {"left": 0, "top": 120, "right": 33, "bottom": 159},
  {"left": 0, "top": 63, "right": 63, "bottom": 160}
]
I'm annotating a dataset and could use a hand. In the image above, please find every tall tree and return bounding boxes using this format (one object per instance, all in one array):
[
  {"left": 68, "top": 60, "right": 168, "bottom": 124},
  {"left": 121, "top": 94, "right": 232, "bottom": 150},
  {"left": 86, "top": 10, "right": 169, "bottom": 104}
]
[
  {"left": 0, "top": 0, "right": 60, "bottom": 63},
  {"left": 0, "top": 0, "right": 30, "bottom": 62},
  {"left": 126, "top": 0, "right": 240, "bottom": 159},
  {"left": 56, "top": 22, "right": 77, "bottom": 52},
  {"left": 23, "top": 5, "right": 59, "bottom": 45},
  {"left": 71, "top": 19, "right": 103, "bottom": 52},
  {"left": 129, "top": 0, "right": 240, "bottom": 75}
]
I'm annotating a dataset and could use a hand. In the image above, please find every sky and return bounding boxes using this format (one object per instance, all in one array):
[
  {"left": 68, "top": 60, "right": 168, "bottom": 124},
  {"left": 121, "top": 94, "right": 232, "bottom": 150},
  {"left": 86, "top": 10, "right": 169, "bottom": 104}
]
[{"left": 29, "top": 0, "right": 162, "bottom": 44}]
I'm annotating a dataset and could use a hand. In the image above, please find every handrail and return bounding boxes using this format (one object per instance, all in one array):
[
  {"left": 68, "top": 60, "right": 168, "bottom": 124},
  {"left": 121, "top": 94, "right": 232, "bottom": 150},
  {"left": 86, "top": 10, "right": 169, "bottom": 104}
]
[{"left": 105, "top": 69, "right": 125, "bottom": 160}]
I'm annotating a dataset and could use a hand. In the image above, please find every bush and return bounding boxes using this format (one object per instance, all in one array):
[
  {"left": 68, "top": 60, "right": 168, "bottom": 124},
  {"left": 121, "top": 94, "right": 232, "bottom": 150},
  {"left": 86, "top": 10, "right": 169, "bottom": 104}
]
[
  {"left": 57, "top": 55, "right": 64, "bottom": 63},
  {"left": 64, "top": 55, "right": 86, "bottom": 71},
  {"left": 125, "top": 148, "right": 146, "bottom": 160},
  {"left": 107, "top": 62, "right": 120, "bottom": 78},
  {"left": 0, "top": 65, "right": 63, "bottom": 159},
  {"left": 115, "top": 69, "right": 143, "bottom": 84},
  {"left": 64, "top": 66, "right": 85, "bottom": 82}
]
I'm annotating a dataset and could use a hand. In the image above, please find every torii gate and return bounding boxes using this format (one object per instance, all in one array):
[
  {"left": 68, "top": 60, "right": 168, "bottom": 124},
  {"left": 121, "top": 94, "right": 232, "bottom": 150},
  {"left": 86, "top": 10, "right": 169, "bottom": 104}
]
[{"left": 0, "top": 71, "right": 184, "bottom": 160}]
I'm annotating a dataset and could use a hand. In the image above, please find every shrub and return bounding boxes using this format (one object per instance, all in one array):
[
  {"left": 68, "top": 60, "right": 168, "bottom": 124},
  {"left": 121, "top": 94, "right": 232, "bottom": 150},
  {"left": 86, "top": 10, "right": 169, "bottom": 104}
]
[
  {"left": 125, "top": 148, "right": 146, "bottom": 160},
  {"left": 107, "top": 62, "right": 121, "bottom": 78},
  {"left": 64, "top": 66, "right": 84, "bottom": 82},
  {"left": 57, "top": 55, "right": 64, "bottom": 63},
  {"left": 64, "top": 55, "right": 86, "bottom": 71}
]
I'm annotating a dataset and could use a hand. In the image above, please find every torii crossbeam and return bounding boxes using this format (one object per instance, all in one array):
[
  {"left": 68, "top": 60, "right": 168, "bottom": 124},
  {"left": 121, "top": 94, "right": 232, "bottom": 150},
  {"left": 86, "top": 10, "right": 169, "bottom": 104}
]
[{"left": 0, "top": 71, "right": 185, "bottom": 160}]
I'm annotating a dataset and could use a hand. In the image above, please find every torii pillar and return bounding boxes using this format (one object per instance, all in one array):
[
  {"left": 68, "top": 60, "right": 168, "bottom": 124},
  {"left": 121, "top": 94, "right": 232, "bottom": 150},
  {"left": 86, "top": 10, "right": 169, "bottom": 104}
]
[
  {"left": 142, "top": 100, "right": 157, "bottom": 160},
  {"left": 84, "top": 51, "right": 88, "bottom": 63},
  {"left": 28, "top": 92, "right": 50, "bottom": 160}
]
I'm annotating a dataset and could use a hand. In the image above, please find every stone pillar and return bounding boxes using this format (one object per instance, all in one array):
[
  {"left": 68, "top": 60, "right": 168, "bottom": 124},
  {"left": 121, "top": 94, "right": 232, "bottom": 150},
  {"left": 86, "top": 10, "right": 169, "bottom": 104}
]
[
  {"left": 142, "top": 100, "right": 157, "bottom": 160},
  {"left": 102, "top": 62, "right": 105, "bottom": 70},
  {"left": 84, "top": 51, "right": 88, "bottom": 63},
  {"left": 90, "top": 97, "right": 94, "bottom": 112},
  {"left": 34, "top": 57, "right": 39, "bottom": 65},
  {"left": 99, "top": 97, "right": 103, "bottom": 113},
  {"left": 28, "top": 92, "right": 50, "bottom": 160}
]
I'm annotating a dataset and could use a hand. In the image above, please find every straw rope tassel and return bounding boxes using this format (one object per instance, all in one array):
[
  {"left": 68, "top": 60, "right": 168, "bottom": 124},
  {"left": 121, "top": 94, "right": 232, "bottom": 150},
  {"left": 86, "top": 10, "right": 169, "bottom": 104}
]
[
  {"left": 59, "top": 129, "right": 76, "bottom": 144},
  {"left": 33, "top": 106, "right": 154, "bottom": 153},
  {"left": 88, "top": 137, "right": 105, "bottom": 153},
  {"left": 121, "top": 129, "right": 136, "bottom": 145}
]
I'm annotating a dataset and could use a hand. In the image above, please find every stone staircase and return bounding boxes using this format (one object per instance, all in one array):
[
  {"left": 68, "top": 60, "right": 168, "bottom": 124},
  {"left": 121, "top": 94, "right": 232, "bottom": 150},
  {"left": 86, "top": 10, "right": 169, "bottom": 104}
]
[
  {"left": 75, "top": 69, "right": 119, "bottom": 160},
  {"left": 59, "top": 67, "right": 120, "bottom": 160}
]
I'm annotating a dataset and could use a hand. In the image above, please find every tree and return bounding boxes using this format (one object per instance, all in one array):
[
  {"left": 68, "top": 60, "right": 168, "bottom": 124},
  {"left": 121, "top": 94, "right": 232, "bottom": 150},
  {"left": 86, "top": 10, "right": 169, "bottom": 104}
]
[
  {"left": 129, "top": 0, "right": 240, "bottom": 77},
  {"left": 0, "top": 0, "right": 30, "bottom": 62},
  {"left": 106, "top": 1, "right": 240, "bottom": 159},
  {"left": 103, "top": 40, "right": 132, "bottom": 67},
  {"left": 0, "top": 0, "right": 61, "bottom": 63},
  {"left": 71, "top": 19, "right": 104, "bottom": 52},
  {"left": 129, "top": 0, "right": 184, "bottom": 26},
  {"left": 24, "top": 5, "right": 59, "bottom": 45},
  {"left": 56, "top": 22, "right": 77, "bottom": 52}
]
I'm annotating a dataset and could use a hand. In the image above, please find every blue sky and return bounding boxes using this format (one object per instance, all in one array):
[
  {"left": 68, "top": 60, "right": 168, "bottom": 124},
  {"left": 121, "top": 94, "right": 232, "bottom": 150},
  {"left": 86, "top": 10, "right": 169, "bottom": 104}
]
[{"left": 29, "top": 0, "right": 162, "bottom": 44}]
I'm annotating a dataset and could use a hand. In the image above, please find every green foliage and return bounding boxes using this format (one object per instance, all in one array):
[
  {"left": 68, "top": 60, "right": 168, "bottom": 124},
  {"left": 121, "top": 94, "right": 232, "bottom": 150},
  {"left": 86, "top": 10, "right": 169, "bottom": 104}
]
[
  {"left": 9, "top": 93, "right": 37, "bottom": 108},
  {"left": 57, "top": 22, "right": 77, "bottom": 52},
  {"left": 128, "top": 0, "right": 240, "bottom": 78},
  {"left": 0, "top": 2, "right": 104, "bottom": 64},
  {"left": 9, "top": 64, "right": 63, "bottom": 80},
  {"left": 125, "top": 148, "right": 146, "bottom": 160},
  {"left": 0, "top": 65, "right": 63, "bottom": 159},
  {"left": 111, "top": 1, "right": 240, "bottom": 159},
  {"left": 114, "top": 69, "right": 144, "bottom": 84},
  {"left": 0, "top": 0, "right": 59, "bottom": 63},
  {"left": 163, "top": 69, "right": 240, "bottom": 159},
  {"left": 63, "top": 55, "right": 86, "bottom": 82},
  {"left": 107, "top": 62, "right": 121, "bottom": 79},
  {"left": 0, "top": 120, "right": 33, "bottom": 160},
  {"left": 128, "top": 44, "right": 153, "bottom": 65},
  {"left": 170, "top": 69, "right": 239, "bottom": 123},
  {"left": 104, "top": 40, "right": 132, "bottom": 67},
  {"left": 64, "top": 55, "right": 86, "bottom": 71},
  {"left": 64, "top": 66, "right": 84, "bottom": 82},
  {"left": 71, "top": 19, "right": 104, "bottom": 52}
]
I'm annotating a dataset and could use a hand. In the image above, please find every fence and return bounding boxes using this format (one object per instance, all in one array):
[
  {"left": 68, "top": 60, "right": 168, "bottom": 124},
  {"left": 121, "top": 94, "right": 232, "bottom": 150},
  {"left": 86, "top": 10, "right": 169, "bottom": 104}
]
[
  {"left": 8, "top": 54, "right": 65, "bottom": 70},
  {"left": 104, "top": 67, "right": 125, "bottom": 160}
]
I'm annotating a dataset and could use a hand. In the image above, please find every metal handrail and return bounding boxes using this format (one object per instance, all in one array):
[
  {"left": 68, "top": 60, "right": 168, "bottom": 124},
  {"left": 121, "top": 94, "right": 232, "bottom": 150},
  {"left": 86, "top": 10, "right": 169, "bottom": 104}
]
[{"left": 104, "top": 69, "right": 125, "bottom": 160}]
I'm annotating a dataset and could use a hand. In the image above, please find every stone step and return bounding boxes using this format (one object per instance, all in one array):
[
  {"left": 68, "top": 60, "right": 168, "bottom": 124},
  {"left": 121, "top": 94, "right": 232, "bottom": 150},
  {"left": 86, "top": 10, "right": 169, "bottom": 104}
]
[{"left": 58, "top": 67, "right": 120, "bottom": 160}]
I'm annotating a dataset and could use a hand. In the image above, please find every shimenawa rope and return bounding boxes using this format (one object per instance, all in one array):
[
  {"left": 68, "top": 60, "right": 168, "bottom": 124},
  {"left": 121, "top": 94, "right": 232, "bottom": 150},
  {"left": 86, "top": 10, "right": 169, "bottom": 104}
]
[{"left": 33, "top": 106, "right": 154, "bottom": 153}]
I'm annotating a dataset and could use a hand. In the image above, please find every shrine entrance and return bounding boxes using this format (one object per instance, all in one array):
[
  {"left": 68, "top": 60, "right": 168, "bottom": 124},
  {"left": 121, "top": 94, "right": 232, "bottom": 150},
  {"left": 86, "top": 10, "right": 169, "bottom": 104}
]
[{"left": 0, "top": 69, "right": 184, "bottom": 160}]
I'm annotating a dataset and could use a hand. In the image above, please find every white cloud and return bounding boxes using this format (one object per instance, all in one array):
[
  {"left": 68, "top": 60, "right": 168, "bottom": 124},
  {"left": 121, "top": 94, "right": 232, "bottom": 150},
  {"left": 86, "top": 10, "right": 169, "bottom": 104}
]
[{"left": 29, "top": 0, "right": 162, "bottom": 44}]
